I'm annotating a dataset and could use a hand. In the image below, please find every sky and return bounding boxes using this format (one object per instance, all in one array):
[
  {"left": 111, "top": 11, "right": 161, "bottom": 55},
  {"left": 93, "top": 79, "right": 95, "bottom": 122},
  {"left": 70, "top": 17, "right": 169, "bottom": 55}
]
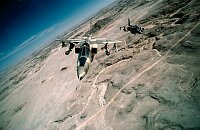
[{"left": 0, "top": 0, "right": 114, "bottom": 71}]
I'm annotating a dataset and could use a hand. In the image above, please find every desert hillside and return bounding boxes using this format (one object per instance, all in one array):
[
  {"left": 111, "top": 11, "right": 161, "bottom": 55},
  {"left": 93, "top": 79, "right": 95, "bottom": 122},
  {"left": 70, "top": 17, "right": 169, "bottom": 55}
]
[{"left": 0, "top": 0, "right": 200, "bottom": 130}]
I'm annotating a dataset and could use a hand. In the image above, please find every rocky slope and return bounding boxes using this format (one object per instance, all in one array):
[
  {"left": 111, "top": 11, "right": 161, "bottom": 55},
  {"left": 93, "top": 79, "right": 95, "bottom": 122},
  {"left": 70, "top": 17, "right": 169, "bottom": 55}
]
[{"left": 0, "top": 0, "right": 200, "bottom": 130}]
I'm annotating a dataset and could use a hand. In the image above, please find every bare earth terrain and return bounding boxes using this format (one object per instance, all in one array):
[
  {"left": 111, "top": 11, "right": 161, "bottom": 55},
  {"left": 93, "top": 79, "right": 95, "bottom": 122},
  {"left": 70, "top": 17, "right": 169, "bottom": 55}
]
[{"left": 0, "top": 0, "right": 200, "bottom": 130}]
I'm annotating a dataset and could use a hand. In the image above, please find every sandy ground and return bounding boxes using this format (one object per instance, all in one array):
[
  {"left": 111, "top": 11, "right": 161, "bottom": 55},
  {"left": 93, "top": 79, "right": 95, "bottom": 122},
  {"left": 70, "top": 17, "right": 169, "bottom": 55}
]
[{"left": 1, "top": 0, "right": 200, "bottom": 130}]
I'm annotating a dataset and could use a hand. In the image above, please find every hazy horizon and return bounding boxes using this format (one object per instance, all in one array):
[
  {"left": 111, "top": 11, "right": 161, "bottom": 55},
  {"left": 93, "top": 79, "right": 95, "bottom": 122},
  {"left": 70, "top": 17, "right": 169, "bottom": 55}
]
[{"left": 0, "top": 0, "right": 114, "bottom": 71}]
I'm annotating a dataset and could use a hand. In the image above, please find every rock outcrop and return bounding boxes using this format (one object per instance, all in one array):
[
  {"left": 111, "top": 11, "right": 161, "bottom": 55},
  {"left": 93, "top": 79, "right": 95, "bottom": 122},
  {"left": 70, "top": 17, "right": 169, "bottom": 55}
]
[{"left": 0, "top": 0, "right": 200, "bottom": 130}]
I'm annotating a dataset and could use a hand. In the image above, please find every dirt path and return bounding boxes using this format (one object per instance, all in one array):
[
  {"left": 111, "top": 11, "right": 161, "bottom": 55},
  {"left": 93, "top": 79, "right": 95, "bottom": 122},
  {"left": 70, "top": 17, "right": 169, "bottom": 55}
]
[{"left": 75, "top": 21, "right": 200, "bottom": 130}]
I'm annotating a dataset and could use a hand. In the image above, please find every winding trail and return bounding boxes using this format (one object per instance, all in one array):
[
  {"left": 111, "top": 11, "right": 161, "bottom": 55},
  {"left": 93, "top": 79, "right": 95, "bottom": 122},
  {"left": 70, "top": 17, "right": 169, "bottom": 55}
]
[
  {"left": 75, "top": 21, "right": 200, "bottom": 130},
  {"left": 83, "top": 67, "right": 107, "bottom": 109}
]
